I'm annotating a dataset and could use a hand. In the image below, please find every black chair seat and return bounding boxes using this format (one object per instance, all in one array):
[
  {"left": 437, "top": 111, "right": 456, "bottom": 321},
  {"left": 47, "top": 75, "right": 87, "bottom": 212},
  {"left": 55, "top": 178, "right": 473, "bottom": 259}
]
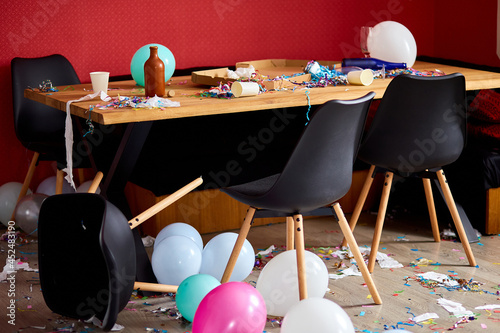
[{"left": 220, "top": 92, "right": 383, "bottom": 306}]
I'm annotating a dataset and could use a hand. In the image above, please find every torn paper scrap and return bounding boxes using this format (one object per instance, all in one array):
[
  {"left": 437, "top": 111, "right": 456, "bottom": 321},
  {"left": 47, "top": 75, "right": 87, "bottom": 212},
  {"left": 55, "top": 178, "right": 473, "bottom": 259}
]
[
  {"left": 86, "top": 316, "right": 124, "bottom": 331},
  {"left": 475, "top": 304, "right": 500, "bottom": 310},
  {"left": 418, "top": 272, "right": 459, "bottom": 287},
  {"left": 329, "top": 265, "right": 362, "bottom": 280},
  {"left": 256, "top": 245, "right": 276, "bottom": 256},
  {"left": 412, "top": 312, "right": 439, "bottom": 322},
  {"left": 227, "top": 65, "right": 256, "bottom": 79},
  {"left": 376, "top": 251, "right": 404, "bottom": 268},
  {"left": 142, "top": 235, "right": 155, "bottom": 248},
  {"left": 437, "top": 298, "right": 473, "bottom": 316},
  {"left": 129, "top": 95, "right": 180, "bottom": 108},
  {"left": 333, "top": 246, "right": 403, "bottom": 269},
  {"left": 0, "top": 259, "right": 38, "bottom": 282}
]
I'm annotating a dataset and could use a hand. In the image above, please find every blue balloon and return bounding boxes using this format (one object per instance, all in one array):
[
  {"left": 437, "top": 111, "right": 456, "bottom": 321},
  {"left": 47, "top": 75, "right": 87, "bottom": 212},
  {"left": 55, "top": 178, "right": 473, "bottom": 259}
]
[
  {"left": 130, "top": 43, "right": 176, "bottom": 86},
  {"left": 154, "top": 222, "right": 203, "bottom": 252},
  {"left": 152, "top": 235, "right": 202, "bottom": 286}
]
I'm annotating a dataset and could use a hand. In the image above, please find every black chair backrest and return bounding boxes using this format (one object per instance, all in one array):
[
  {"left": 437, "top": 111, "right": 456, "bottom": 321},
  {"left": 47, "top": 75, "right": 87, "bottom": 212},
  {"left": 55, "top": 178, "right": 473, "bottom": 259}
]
[
  {"left": 358, "top": 73, "right": 466, "bottom": 175},
  {"left": 38, "top": 193, "right": 136, "bottom": 330},
  {"left": 11, "top": 54, "right": 81, "bottom": 149},
  {"left": 259, "top": 92, "right": 375, "bottom": 213}
]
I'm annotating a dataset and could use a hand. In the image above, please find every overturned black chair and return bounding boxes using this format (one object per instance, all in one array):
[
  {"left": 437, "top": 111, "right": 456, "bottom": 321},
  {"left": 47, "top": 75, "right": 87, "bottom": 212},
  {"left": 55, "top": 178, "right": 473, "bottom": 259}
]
[
  {"left": 219, "top": 92, "right": 382, "bottom": 304},
  {"left": 38, "top": 177, "right": 202, "bottom": 330},
  {"left": 345, "top": 73, "right": 477, "bottom": 272}
]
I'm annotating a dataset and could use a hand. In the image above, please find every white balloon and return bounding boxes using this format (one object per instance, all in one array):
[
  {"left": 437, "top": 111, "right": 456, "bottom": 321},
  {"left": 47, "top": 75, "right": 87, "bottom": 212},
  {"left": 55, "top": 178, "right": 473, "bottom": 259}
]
[
  {"left": 256, "top": 250, "right": 328, "bottom": 317},
  {"left": 281, "top": 298, "right": 355, "bottom": 333},
  {"left": 152, "top": 235, "right": 202, "bottom": 285},
  {"left": 36, "top": 176, "right": 76, "bottom": 196},
  {"left": 367, "top": 21, "right": 417, "bottom": 68},
  {"left": 200, "top": 232, "right": 254, "bottom": 282},
  {"left": 14, "top": 193, "right": 48, "bottom": 236},
  {"left": 154, "top": 222, "right": 203, "bottom": 251},
  {"left": 0, "top": 182, "right": 32, "bottom": 226},
  {"left": 76, "top": 180, "right": 101, "bottom": 194}
]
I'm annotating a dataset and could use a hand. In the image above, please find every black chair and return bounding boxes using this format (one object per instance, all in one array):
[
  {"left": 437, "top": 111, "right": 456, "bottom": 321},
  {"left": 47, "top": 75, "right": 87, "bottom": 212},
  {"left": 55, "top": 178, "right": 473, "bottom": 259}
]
[
  {"left": 11, "top": 54, "right": 85, "bottom": 216},
  {"left": 219, "top": 92, "right": 382, "bottom": 305},
  {"left": 345, "top": 73, "right": 477, "bottom": 273},
  {"left": 38, "top": 176, "right": 201, "bottom": 330}
]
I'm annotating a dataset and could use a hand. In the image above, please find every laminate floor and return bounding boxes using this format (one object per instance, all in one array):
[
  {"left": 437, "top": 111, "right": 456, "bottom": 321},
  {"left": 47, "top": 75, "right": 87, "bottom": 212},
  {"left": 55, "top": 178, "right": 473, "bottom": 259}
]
[{"left": 1, "top": 210, "right": 499, "bottom": 332}]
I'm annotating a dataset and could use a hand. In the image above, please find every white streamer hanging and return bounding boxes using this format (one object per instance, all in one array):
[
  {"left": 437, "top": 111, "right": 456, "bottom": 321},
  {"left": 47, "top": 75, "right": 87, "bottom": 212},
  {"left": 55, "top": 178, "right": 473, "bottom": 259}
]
[{"left": 64, "top": 91, "right": 111, "bottom": 189}]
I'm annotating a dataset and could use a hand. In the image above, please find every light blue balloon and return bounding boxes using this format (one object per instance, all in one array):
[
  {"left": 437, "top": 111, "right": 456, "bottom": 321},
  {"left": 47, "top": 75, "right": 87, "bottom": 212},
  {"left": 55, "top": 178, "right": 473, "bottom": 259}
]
[
  {"left": 200, "top": 232, "right": 255, "bottom": 282},
  {"left": 154, "top": 222, "right": 203, "bottom": 252},
  {"left": 176, "top": 274, "right": 220, "bottom": 322},
  {"left": 130, "top": 43, "right": 176, "bottom": 86},
  {"left": 152, "top": 235, "right": 202, "bottom": 286}
]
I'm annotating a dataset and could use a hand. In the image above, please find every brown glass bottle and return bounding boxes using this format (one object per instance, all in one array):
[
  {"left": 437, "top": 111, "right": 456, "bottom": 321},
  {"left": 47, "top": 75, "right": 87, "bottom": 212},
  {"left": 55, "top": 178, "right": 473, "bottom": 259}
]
[{"left": 144, "top": 46, "right": 165, "bottom": 97}]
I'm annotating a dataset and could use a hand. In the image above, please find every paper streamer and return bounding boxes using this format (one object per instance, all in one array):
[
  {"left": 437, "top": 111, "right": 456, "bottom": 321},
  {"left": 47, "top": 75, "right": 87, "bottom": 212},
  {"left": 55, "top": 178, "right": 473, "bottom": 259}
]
[{"left": 64, "top": 91, "right": 111, "bottom": 189}]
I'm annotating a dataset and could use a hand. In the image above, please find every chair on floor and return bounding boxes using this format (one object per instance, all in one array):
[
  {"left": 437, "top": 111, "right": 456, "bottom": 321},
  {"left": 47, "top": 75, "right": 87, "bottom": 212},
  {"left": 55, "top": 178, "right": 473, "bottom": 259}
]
[
  {"left": 11, "top": 54, "right": 85, "bottom": 217},
  {"left": 345, "top": 73, "right": 477, "bottom": 273},
  {"left": 219, "top": 92, "right": 382, "bottom": 305},
  {"left": 38, "top": 174, "right": 202, "bottom": 330}
]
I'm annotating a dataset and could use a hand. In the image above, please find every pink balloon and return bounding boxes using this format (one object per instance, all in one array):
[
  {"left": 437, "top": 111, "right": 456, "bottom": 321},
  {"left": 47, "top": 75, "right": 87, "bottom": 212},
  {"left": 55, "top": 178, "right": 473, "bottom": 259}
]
[{"left": 192, "top": 282, "right": 267, "bottom": 333}]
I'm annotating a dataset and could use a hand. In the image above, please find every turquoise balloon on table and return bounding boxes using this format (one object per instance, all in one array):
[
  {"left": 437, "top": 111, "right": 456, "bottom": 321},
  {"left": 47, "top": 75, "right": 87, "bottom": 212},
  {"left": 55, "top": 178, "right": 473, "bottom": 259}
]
[
  {"left": 130, "top": 43, "right": 176, "bottom": 87},
  {"left": 176, "top": 274, "right": 220, "bottom": 322}
]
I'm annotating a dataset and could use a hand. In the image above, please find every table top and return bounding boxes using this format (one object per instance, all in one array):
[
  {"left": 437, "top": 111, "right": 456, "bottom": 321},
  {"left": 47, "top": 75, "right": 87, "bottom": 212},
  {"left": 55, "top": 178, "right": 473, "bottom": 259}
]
[{"left": 24, "top": 61, "right": 500, "bottom": 125}]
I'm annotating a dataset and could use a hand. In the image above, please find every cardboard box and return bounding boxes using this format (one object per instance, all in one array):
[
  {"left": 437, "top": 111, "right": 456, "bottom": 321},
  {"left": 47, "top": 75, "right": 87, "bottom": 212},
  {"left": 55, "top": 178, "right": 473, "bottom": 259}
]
[{"left": 191, "top": 59, "right": 341, "bottom": 90}]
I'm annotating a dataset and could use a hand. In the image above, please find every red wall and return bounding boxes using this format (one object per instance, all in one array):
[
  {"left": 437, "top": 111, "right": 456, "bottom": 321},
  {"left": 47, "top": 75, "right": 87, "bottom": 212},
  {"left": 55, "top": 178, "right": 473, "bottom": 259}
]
[
  {"left": 434, "top": 0, "right": 500, "bottom": 66},
  {"left": 0, "top": 0, "right": 498, "bottom": 189}
]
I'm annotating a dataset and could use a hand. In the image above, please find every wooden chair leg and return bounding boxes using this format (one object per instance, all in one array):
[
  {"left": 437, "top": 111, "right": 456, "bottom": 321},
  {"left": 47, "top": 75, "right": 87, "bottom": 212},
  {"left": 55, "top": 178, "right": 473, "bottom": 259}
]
[
  {"left": 286, "top": 216, "right": 295, "bottom": 250},
  {"left": 422, "top": 177, "right": 441, "bottom": 242},
  {"left": 333, "top": 203, "right": 382, "bottom": 305},
  {"left": 221, "top": 207, "right": 256, "bottom": 283},
  {"left": 368, "top": 172, "right": 393, "bottom": 273},
  {"left": 134, "top": 282, "right": 178, "bottom": 293},
  {"left": 55, "top": 169, "right": 65, "bottom": 194},
  {"left": 292, "top": 214, "right": 307, "bottom": 300},
  {"left": 11, "top": 152, "right": 39, "bottom": 220},
  {"left": 436, "top": 170, "right": 477, "bottom": 267},
  {"left": 342, "top": 164, "right": 376, "bottom": 247},
  {"left": 87, "top": 171, "right": 104, "bottom": 194},
  {"left": 486, "top": 188, "right": 500, "bottom": 235}
]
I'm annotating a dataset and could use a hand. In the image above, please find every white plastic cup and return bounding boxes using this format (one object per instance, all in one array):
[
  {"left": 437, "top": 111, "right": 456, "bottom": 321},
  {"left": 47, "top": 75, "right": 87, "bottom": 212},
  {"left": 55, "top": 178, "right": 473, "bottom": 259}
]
[
  {"left": 90, "top": 71, "right": 110, "bottom": 93},
  {"left": 347, "top": 69, "right": 374, "bottom": 86},
  {"left": 231, "top": 81, "right": 259, "bottom": 97}
]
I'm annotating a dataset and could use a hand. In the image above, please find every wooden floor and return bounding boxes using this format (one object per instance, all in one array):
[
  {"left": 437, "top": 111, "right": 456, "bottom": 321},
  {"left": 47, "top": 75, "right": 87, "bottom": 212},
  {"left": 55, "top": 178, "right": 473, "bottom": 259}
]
[{"left": 1, "top": 210, "right": 500, "bottom": 332}]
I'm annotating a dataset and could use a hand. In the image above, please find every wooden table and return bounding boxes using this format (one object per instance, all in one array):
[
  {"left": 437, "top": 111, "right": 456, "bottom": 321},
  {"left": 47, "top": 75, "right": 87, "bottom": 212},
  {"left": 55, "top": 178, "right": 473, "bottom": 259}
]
[
  {"left": 24, "top": 60, "right": 500, "bottom": 285},
  {"left": 24, "top": 60, "right": 500, "bottom": 197},
  {"left": 25, "top": 61, "right": 500, "bottom": 126}
]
